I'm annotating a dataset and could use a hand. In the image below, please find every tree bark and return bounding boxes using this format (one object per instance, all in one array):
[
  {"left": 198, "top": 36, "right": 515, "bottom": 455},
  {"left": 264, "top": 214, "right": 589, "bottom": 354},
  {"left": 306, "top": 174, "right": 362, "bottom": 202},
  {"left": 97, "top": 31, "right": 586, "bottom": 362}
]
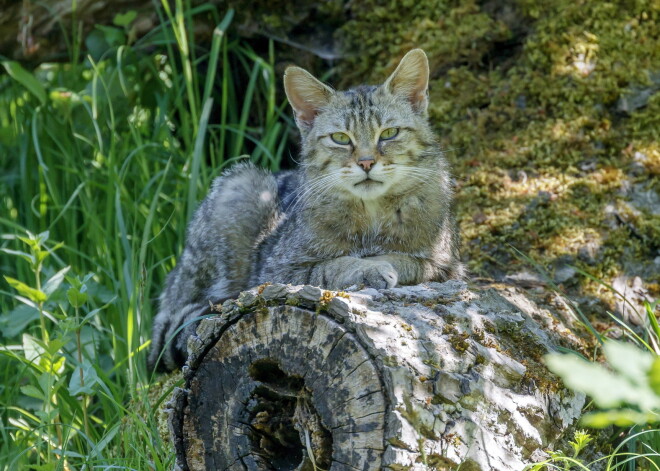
[{"left": 168, "top": 281, "right": 585, "bottom": 471}]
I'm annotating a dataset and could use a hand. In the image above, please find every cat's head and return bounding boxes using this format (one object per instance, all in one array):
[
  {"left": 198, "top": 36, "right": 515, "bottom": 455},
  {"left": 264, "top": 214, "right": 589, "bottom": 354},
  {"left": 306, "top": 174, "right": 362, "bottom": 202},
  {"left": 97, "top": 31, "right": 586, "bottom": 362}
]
[{"left": 284, "top": 49, "right": 442, "bottom": 201}]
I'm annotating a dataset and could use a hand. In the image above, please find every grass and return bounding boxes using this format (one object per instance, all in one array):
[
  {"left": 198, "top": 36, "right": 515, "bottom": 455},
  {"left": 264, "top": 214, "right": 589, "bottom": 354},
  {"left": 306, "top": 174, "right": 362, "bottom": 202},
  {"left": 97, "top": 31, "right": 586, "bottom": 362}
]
[
  {"left": 0, "top": 1, "right": 291, "bottom": 468},
  {"left": 527, "top": 428, "right": 660, "bottom": 471}
]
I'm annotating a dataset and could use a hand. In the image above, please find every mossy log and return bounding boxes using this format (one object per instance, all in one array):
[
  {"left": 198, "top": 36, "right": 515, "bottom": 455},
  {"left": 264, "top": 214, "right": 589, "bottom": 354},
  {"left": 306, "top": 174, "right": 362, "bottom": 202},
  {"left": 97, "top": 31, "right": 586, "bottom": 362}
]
[{"left": 168, "top": 281, "right": 585, "bottom": 470}]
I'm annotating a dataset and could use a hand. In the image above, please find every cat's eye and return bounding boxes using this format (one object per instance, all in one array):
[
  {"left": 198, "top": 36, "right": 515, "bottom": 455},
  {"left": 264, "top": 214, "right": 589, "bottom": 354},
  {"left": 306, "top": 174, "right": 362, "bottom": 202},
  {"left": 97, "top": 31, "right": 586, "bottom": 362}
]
[
  {"left": 379, "top": 128, "right": 399, "bottom": 140},
  {"left": 331, "top": 132, "right": 351, "bottom": 145}
]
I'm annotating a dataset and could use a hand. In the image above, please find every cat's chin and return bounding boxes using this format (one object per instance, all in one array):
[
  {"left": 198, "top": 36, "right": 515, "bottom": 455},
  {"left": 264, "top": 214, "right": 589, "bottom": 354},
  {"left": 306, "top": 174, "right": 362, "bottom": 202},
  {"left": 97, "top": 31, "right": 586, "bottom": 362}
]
[{"left": 345, "top": 179, "right": 390, "bottom": 200}]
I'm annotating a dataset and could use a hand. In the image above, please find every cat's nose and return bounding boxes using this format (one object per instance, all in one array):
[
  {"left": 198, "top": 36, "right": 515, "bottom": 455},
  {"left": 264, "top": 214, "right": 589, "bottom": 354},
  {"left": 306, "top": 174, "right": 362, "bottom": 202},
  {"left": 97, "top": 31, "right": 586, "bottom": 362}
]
[{"left": 357, "top": 156, "right": 375, "bottom": 172}]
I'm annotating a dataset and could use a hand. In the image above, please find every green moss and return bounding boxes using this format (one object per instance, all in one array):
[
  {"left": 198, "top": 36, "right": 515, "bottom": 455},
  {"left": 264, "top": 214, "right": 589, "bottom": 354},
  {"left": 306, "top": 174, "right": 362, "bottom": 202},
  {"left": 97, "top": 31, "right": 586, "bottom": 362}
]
[
  {"left": 337, "top": 0, "right": 660, "bottom": 312},
  {"left": 336, "top": 0, "right": 510, "bottom": 86},
  {"left": 285, "top": 296, "right": 300, "bottom": 306},
  {"left": 448, "top": 332, "right": 470, "bottom": 353}
]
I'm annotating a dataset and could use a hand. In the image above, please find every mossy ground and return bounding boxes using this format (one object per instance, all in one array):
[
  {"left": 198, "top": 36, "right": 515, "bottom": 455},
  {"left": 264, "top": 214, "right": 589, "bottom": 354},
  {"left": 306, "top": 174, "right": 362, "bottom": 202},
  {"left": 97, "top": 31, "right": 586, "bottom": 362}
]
[{"left": 338, "top": 0, "right": 660, "bottom": 320}]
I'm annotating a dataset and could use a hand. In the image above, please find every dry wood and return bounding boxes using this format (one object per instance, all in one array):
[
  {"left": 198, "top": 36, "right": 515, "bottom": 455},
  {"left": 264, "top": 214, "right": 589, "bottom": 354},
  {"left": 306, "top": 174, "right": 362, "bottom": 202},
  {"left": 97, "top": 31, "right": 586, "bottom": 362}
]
[{"left": 168, "top": 282, "right": 585, "bottom": 470}]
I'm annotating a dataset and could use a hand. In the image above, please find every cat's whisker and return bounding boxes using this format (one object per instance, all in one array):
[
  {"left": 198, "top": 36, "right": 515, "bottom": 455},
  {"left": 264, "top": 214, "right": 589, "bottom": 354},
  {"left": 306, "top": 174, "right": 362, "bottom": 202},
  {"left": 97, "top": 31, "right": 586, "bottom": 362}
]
[
  {"left": 284, "top": 172, "right": 343, "bottom": 213},
  {"left": 397, "top": 167, "right": 447, "bottom": 180},
  {"left": 395, "top": 168, "right": 437, "bottom": 179},
  {"left": 399, "top": 174, "right": 432, "bottom": 186},
  {"left": 287, "top": 171, "right": 341, "bottom": 200},
  {"left": 286, "top": 184, "right": 332, "bottom": 214},
  {"left": 299, "top": 178, "right": 341, "bottom": 212},
  {"left": 394, "top": 169, "right": 448, "bottom": 187},
  {"left": 290, "top": 177, "right": 335, "bottom": 204}
]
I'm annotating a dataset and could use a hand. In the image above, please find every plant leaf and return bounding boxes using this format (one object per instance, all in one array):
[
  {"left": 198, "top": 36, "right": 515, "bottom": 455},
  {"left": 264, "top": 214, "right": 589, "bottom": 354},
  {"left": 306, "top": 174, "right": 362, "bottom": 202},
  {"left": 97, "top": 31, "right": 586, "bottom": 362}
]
[
  {"left": 648, "top": 357, "right": 660, "bottom": 396},
  {"left": 67, "top": 286, "right": 88, "bottom": 308},
  {"left": 604, "top": 340, "right": 654, "bottom": 384},
  {"left": 1, "top": 61, "right": 47, "bottom": 105},
  {"left": 4, "top": 276, "right": 47, "bottom": 303},
  {"left": 0, "top": 248, "right": 35, "bottom": 265},
  {"left": 22, "top": 334, "right": 46, "bottom": 364},
  {"left": 96, "top": 25, "right": 126, "bottom": 48},
  {"left": 113, "top": 10, "right": 137, "bottom": 28},
  {"left": 580, "top": 409, "right": 660, "bottom": 428},
  {"left": 88, "top": 422, "right": 120, "bottom": 458},
  {"left": 0, "top": 304, "right": 40, "bottom": 337},
  {"left": 43, "top": 266, "right": 71, "bottom": 296},
  {"left": 29, "top": 463, "right": 56, "bottom": 471},
  {"left": 20, "top": 384, "right": 45, "bottom": 400},
  {"left": 68, "top": 360, "right": 99, "bottom": 396},
  {"left": 545, "top": 350, "right": 660, "bottom": 410}
]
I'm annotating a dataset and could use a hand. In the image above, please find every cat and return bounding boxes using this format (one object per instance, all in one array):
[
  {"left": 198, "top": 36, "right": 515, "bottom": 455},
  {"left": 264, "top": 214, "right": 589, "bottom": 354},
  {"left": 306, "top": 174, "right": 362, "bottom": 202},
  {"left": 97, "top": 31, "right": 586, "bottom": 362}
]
[{"left": 148, "top": 49, "right": 465, "bottom": 372}]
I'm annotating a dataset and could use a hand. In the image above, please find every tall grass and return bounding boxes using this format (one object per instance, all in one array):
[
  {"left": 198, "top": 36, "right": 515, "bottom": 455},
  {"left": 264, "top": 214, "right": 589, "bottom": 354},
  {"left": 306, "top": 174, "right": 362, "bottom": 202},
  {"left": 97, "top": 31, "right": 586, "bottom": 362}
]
[{"left": 0, "top": 2, "right": 292, "bottom": 468}]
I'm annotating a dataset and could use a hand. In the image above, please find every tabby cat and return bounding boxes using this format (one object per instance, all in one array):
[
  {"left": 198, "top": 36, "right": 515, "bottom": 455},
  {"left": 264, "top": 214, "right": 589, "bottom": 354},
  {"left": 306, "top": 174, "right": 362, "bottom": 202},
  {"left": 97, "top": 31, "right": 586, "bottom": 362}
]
[{"left": 149, "top": 49, "right": 465, "bottom": 371}]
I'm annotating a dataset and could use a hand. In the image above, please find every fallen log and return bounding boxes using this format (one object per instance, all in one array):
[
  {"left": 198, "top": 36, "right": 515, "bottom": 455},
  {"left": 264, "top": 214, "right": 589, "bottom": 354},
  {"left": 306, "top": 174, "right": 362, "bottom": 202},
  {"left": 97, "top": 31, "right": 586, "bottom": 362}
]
[{"left": 167, "top": 281, "right": 585, "bottom": 470}]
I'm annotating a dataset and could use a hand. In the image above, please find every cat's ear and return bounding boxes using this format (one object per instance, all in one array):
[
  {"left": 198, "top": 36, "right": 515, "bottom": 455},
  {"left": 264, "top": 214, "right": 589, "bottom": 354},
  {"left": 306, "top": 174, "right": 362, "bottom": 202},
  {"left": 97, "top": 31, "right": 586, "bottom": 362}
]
[
  {"left": 284, "top": 66, "right": 334, "bottom": 129},
  {"left": 384, "top": 49, "right": 429, "bottom": 114}
]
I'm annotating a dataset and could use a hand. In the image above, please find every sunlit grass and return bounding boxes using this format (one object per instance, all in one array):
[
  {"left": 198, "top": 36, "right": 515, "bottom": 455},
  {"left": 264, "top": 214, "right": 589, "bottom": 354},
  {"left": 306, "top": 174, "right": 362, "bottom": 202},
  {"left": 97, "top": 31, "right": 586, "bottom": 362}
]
[{"left": 0, "top": 2, "right": 292, "bottom": 468}]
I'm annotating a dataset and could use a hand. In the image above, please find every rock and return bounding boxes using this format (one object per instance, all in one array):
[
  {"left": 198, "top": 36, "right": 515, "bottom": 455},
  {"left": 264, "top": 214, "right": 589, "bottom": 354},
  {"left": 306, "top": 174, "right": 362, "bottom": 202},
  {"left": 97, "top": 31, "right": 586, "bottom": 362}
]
[
  {"left": 504, "top": 270, "right": 547, "bottom": 288},
  {"left": 611, "top": 276, "right": 656, "bottom": 326},
  {"left": 626, "top": 182, "right": 660, "bottom": 216},
  {"left": 616, "top": 71, "right": 660, "bottom": 114},
  {"left": 553, "top": 261, "right": 578, "bottom": 285}
]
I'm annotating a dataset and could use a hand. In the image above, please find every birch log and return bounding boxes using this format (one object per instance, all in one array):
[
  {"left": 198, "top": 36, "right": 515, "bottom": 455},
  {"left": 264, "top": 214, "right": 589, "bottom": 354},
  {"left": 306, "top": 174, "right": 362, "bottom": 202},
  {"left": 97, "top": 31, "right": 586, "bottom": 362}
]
[{"left": 167, "top": 281, "right": 585, "bottom": 470}]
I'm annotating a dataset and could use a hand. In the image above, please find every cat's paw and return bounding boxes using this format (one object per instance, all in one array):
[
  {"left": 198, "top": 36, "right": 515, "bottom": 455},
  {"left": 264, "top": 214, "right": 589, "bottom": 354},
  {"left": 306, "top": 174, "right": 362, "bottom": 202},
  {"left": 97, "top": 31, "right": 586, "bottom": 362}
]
[{"left": 335, "top": 260, "right": 398, "bottom": 290}]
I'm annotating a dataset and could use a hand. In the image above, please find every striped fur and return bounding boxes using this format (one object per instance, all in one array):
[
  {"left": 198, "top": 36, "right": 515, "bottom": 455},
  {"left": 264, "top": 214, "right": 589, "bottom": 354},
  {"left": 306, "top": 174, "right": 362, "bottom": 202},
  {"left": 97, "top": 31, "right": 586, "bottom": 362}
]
[{"left": 149, "top": 49, "right": 465, "bottom": 371}]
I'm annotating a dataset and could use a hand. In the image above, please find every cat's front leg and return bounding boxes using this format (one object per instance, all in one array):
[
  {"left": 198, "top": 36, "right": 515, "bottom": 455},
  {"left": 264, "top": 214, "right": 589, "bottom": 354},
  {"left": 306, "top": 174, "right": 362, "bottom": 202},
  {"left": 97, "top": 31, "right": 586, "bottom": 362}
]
[
  {"left": 365, "top": 254, "right": 429, "bottom": 285},
  {"left": 309, "top": 256, "right": 398, "bottom": 290},
  {"left": 365, "top": 253, "right": 464, "bottom": 283}
]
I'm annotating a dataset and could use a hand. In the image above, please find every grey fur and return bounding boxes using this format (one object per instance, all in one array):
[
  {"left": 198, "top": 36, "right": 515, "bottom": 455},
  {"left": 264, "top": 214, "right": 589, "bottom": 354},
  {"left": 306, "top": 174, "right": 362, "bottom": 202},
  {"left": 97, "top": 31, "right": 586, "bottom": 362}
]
[{"left": 149, "top": 49, "right": 465, "bottom": 371}]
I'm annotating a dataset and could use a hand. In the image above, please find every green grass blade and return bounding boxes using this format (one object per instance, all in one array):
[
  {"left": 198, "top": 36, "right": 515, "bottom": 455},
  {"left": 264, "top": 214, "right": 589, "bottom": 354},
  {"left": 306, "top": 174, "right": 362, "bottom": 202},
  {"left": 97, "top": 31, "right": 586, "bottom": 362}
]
[
  {"left": 1, "top": 61, "right": 47, "bottom": 105},
  {"left": 201, "top": 10, "right": 234, "bottom": 109},
  {"left": 187, "top": 98, "right": 213, "bottom": 222}
]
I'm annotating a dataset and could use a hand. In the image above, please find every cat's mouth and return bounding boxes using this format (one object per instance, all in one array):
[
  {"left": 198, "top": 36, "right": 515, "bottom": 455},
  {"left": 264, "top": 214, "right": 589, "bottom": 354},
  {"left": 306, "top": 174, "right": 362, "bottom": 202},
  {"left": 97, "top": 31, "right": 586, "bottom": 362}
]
[{"left": 355, "top": 178, "right": 383, "bottom": 186}]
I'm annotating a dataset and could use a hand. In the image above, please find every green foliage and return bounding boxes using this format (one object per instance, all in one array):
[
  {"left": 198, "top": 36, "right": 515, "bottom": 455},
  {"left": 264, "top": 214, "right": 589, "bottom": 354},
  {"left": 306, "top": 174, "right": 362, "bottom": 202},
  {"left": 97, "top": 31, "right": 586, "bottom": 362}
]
[
  {"left": 525, "top": 430, "right": 594, "bottom": 471},
  {"left": 526, "top": 428, "right": 660, "bottom": 471},
  {"left": 1, "top": 0, "right": 658, "bottom": 467},
  {"left": 1, "top": 61, "right": 47, "bottom": 105},
  {"left": 535, "top": 278, "right": 660, "bottom": 468},
  {"left": 513, "top": 246, "right": 660, "bottom": 467},
  {"left": 0, "top": 1, "right": 292, "bottom": 468},
  {"left": 0, "top": 231, "right": 114, "bottom": 468},
  {"left": 547, "top": 341, "right": 660, "bottom": 428},
  {"left": 524, "top": 429, "right": 660, "bottom": 471}
]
